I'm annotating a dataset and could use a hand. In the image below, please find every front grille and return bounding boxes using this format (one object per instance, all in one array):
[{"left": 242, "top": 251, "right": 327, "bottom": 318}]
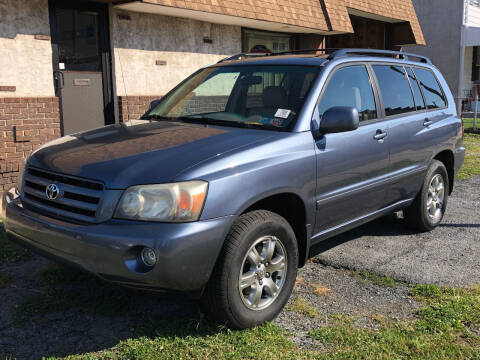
[{"left": 22, "top": 167, "right": 104, "bottom": 223}]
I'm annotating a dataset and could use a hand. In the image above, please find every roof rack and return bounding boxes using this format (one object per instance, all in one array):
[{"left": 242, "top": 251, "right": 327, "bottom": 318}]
[
  {"left": 218, "top": 53, "right": 267, "bottom": 63},
  {"left": 218, "top": 48, "right": 432, "bottom": 65},
  {"left": 327, "top": 48, "right": 432, "bottom": 64},
  {"left": 217, "top": 49, "right": 338, "bottom": 63}
]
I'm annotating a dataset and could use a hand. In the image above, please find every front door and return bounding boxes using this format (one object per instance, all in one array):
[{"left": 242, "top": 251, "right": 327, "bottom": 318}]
[
  {"left": 49, "top": 1, "right": 114, "bottom": 135},
  {"left": 312, "top": 64, "right": 390, "bottom": 236}
]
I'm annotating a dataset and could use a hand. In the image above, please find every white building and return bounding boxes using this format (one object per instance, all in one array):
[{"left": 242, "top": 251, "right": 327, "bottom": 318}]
[{"left": 405, "top": 0, "right": 480, "bottom": 113}]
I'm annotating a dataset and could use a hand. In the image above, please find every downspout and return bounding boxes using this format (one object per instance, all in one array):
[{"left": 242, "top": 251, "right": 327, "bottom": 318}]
[
  {"left": 458, "top": 0, "right": 467, "bottom": 114},
  {"left": 108, "top": 3, "right": 120, "bottom": 124}
]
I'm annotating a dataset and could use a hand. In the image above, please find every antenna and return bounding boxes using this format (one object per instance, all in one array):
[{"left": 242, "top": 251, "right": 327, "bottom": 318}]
[{"left": 116, "top": 49, "right": 132, "bottom": 126}]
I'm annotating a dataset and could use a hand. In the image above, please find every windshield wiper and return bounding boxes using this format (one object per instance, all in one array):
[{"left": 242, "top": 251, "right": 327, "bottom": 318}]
[
  {"left": 177, "top": 116, "right": 282, "bottom": 131},
  {"left": 141, "top": 114, "right": 173, "bottom": 121}
]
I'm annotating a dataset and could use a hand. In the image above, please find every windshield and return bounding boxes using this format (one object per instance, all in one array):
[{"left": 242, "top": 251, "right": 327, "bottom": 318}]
[{"left": 145, "top": 65, "right": 320, "bottom": 131}]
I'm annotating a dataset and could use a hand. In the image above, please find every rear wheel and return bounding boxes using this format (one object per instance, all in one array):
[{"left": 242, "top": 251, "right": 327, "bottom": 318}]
[
  {"left": 404, "top": 160, "right": 449, "bottom": 232},
  {"left": 201, "top": 210, "right": 298, "bottom": 329}
]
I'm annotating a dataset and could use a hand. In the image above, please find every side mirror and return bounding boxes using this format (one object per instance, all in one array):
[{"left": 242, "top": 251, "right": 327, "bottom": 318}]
[
  {"left": 319, "top": 106, "right": 359, "bottom": 134},
  {"left": 149, "top": 99, "right": 161, "bottom": 110}
]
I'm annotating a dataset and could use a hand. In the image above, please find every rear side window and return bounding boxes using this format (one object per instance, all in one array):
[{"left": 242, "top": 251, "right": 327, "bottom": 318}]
[
  {"left": 318, "top": 65, "right": 377, "bottom": 121},
  {"left": 414, "top": 68, "right": 447, "bottom": 109},
  {"left": 372, "top": 65, "right": 415, "bottom": 116},
  {"left": 405, "top": 67, "right": 426, "bottom": 111}
]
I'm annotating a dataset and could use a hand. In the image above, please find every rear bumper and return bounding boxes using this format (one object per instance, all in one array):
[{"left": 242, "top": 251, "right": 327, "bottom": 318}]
[
  {"left": 3, "top": 190, "right": 233, "bottom": 292},
  {"left": 454, "top": 145, "right": 466, "bottom": 176}
]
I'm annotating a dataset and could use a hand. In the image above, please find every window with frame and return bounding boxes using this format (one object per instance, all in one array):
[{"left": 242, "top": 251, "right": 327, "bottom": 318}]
[
  {"left": 318, "top": 65, "right": 377, "bottom": 122},
  {"left": 473, "top": 47, "right": 480, "bottom": 82},
  {"left": 414, "top": 68, "right": 447, "bottom": 109},
  {"left": 372, "top": 65, "right": 416, "bottom": 116},
  {"left": 405, "top": 67, "right": 426, "bottom": 111}
]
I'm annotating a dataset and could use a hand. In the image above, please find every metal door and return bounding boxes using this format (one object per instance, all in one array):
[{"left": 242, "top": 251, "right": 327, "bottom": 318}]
[{"left": 50, "top": 2, "right": 113, "bottom": 135}]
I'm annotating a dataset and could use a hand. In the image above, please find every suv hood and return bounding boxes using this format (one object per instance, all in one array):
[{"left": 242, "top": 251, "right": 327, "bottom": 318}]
[{"left": 28, "top": 120, "right": 275, "bottom": 189}]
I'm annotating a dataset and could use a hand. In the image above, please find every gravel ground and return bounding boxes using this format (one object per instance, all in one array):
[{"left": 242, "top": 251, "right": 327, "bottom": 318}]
[
  {"left": 312, "top": 175, "right": 480, "bottom": 287},
  {"left": 0, "top": 176, "right": 478, "bottom": 359}
]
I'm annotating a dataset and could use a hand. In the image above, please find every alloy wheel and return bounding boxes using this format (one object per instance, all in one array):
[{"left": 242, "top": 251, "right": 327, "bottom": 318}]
[
  {"left": 238, "top": 235, "right": 287, "bottom": 310},
  {"left": 426, "top": 173, "right": 445, "bottom": 222}
]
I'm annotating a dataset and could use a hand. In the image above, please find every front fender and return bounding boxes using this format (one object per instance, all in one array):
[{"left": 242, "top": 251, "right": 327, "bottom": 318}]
[{"left": 175, "top": 132, "right": 317, "bottom": 226}]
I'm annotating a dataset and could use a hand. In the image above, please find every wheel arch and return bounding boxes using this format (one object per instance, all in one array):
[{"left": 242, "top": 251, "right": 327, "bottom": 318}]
[
  {"left": 433, "top": 149, "right": 455, "bottom": 194},
  {"left": 241, "top": 192, "right": 309, "bottom": 268}
]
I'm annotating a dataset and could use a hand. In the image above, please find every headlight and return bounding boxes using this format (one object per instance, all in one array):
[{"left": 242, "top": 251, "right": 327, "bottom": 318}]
[{"left": 114, "top": 181, "right": 208, "bottom": 222}]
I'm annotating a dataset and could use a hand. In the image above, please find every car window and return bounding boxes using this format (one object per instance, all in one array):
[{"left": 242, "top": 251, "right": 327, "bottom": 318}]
[
  {"left": 405, "top": 67, "right": 426, "bottom": 111},
  {"left": 414, "top": 68, "right": 447, "bottom": 109},
  {"left": 372, "top": 65, "right": 415, "bottom": 116},
  {"left": 318, "top": 65, "right": 377, "bottom": 121}
]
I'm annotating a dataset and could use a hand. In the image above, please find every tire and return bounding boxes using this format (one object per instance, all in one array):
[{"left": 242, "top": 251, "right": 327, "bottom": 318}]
[
  {"left": 404, "top": 160, "right": 449, "bottom": 232},
  {"left": 201, "top": 210, "right": 298, "bottom": 329}
]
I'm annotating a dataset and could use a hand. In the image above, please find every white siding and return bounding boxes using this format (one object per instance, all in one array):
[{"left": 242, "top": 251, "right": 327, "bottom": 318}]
[
  {"left": 111, "top": 9, "right": 241, "bottom": 97},
  {"left": 467, "top": 3, "right": 480, "bottom": 27},
  {"left": 0, "top": 0, "right": 55, "bottom": 97}
]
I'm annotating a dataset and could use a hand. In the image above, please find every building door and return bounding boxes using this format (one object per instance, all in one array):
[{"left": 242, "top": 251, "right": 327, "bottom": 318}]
[
  {"left": 326, "top": 16, "right": 387, "bottom": 50},
  {"left": 49, "top": 1, "right": 114, "bottom": 136}
]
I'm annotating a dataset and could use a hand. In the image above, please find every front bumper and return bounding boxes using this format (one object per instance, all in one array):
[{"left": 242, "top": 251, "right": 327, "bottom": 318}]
[{"left": 3, "top": 190, "right": 233, "bottom": 292}]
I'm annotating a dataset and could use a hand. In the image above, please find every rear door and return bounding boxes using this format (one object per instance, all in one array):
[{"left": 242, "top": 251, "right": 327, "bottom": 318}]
[
  {"left": 372, "top": 64, "right": 448, "bottom": 205},
  {"left": 313, "top": 64, "right": 390, "bottom": 236}
]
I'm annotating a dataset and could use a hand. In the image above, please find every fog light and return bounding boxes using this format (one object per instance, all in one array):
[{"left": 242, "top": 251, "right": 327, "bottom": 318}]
[{"left": 140, "top": 247, "right": 157, "bottom": 267}]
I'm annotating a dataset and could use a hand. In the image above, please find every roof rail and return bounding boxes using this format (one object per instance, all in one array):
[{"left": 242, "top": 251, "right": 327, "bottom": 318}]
[
  {"left": 327, "top": 48, "right": 432, "bottom": 64},
  {"left": 218, "top": 49, "right": 339, "bottom": 63},
  {"left": 218, "top": 53, "right": 266, "bottom": 63},
  {"left": 218, "top": 48, "right": 432, "bottom": 65}
]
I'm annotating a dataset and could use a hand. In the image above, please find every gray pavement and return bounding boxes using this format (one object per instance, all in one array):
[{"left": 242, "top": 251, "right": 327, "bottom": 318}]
[{"left": 311, "top": 176, "right": 480, "bottom": 287}]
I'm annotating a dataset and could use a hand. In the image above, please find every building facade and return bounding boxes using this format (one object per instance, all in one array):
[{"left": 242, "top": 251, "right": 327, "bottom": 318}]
[
  {"left": 405, "top": 0, "right": 480, "bottom": 112},
  {"left": 0, "top": 0, "right": 424, "bottom": 193}
]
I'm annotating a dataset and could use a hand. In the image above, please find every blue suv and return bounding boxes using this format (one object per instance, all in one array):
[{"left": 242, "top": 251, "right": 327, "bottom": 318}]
[{"left": 2, "top": 49, "right": 465, "bottom": 329}]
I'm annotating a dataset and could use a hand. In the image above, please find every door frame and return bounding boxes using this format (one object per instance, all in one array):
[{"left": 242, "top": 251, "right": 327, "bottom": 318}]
[{"left": 48, "top": 0, "right": 115, "bottom": 136}]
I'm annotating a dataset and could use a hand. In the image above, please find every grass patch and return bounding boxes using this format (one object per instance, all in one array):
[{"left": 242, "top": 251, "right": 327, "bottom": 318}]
[
  {"left": 456, "top": 119, "right": 480, "bottom": 180},
  {"left": 286, "top": 297, "right": 318, "bottom": 318},
  {"left": 457, "top": 132, "right": 480, "bottom": 180},
  {"left": 0, "top": 223, "right": 33, "bottom": 263},
  {"left": 47, "top": 321, "right": 320, "bottom": 360},
  {"left": 41, "top": 283, "right": 480, "bottom": 359},
  {"left": 308, "top": 284, "right": 480, "bottom": 359},
  {"left": 463, "top": 117, "right": 480, "bottom": 132},
  {"left": 352, "top": 270, "right": 399, "bottom": 288},
  {"left": 0, "top": 270, "right": 11, "bottom": 288}
]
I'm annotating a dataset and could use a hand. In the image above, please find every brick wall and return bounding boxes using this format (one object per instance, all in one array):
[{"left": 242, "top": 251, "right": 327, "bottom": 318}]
[
  {"left": 118, "top": 96, "right": 162, "bottom": 122},
  {"left": 0, "top": 97, "right": 61, "bottom": 192}
]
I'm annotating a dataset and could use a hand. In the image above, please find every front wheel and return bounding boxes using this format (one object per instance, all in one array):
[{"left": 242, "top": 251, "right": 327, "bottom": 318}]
[
  {"left": 404, "top": 160, "right": 449, "bottom": 232},
  {"left": 201, "top": 210, "right": 298, "bottom": 329}
]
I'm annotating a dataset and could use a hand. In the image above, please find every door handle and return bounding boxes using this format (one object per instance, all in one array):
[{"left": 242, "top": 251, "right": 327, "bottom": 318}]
[
  {"left": 53, "top": 70, "right": 64, "bottom": 90},
  {"left": 373, "top": 129, "right": 387, "bottom": 141},
  {"left": 423, "top": 118, "right": 433, "bottom": 127}
]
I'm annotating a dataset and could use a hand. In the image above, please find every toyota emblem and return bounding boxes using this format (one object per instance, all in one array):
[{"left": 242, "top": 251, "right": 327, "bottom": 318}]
[{"left": 46, "top": 183, "right": 60, "bottom": 200}]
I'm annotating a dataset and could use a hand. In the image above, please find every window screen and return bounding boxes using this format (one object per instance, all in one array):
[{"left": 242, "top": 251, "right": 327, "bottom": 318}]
[
  {"left": 405, "top": 67, "right": 426, "bottom": 111},
  {"left": 414, "top": 68, "right": 447, "bottom": 109},
  {"left": 373, "top": 65, "right": 415, "bottom": 116},
  {"left": 318, "top": 65, "right": 377, "bottom": 121}
]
